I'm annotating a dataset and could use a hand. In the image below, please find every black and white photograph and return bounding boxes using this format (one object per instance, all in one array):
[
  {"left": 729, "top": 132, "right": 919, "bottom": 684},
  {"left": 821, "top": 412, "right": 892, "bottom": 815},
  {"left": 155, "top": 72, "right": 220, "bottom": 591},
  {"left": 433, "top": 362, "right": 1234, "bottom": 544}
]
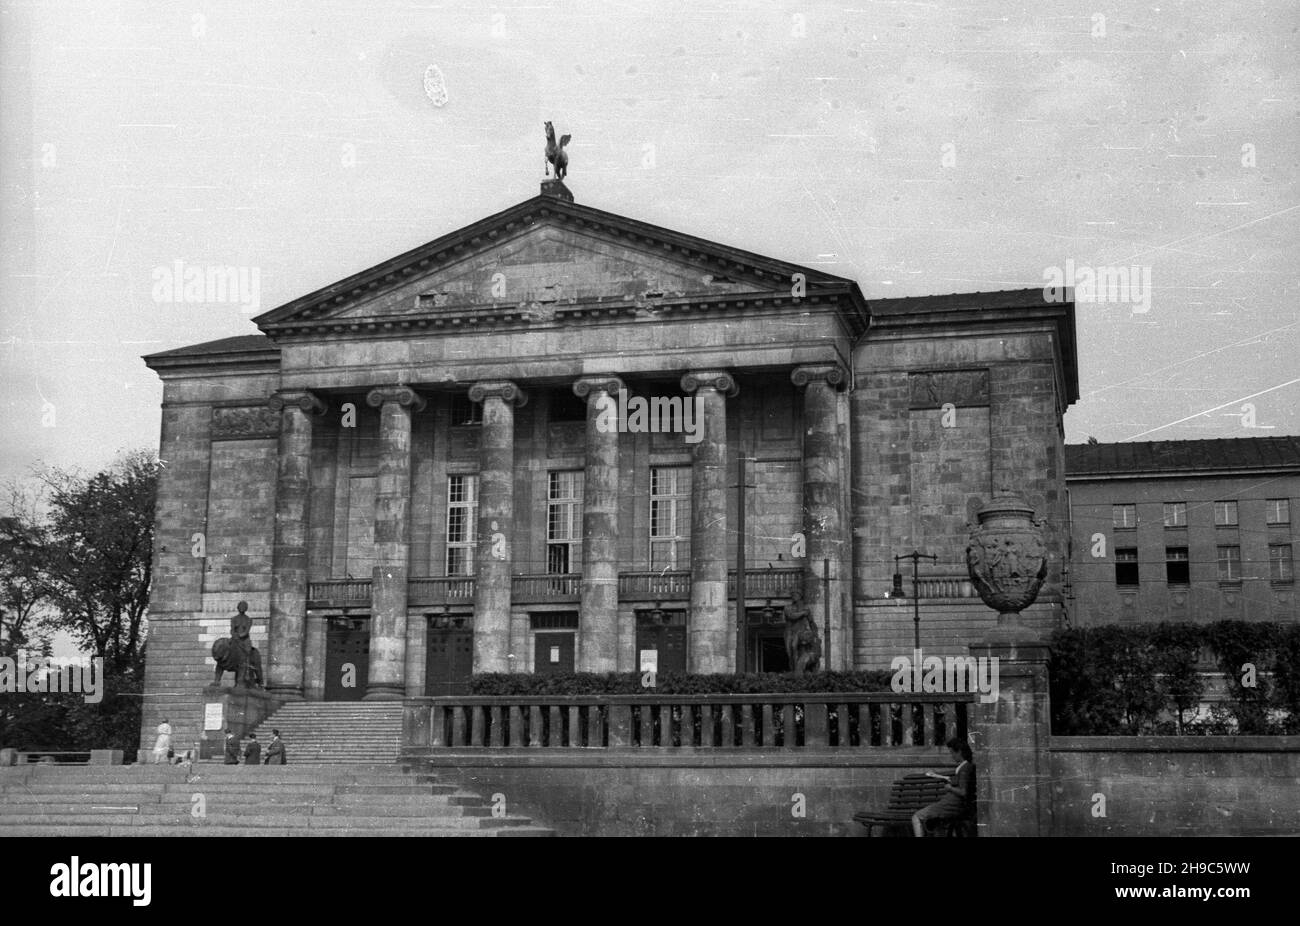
[{"left": 0, "top": 0, "right": 1295, "bottom": 906}]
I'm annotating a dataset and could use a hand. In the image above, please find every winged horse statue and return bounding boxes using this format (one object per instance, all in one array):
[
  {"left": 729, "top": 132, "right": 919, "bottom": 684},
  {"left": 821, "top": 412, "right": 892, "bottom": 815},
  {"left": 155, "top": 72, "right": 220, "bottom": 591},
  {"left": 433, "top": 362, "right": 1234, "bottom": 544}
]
[{"left": 544, "top": 122, "right": 571, "bottom": 180}]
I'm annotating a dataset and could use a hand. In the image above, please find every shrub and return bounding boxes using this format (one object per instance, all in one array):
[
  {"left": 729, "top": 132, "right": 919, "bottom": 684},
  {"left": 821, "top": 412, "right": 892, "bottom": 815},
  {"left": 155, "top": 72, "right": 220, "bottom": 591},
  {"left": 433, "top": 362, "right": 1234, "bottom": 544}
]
[{"left": 469, "top": 670, "right": 894, "bottom": 697}]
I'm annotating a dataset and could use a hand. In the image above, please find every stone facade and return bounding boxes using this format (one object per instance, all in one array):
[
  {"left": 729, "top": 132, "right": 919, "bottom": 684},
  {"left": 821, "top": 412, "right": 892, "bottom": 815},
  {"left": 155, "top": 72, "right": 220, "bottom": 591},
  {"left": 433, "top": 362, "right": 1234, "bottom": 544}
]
[
  {"left": 140, "top": 184, "right": 1078, "bottom": 749},
  {"left": 1065, "top": 438, "right": 1299, "bottom": 624}
]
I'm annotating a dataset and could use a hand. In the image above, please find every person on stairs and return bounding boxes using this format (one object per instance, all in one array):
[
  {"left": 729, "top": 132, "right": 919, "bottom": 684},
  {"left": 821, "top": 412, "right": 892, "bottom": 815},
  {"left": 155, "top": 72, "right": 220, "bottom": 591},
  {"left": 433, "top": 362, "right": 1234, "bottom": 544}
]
[
  {"left": 243, "top": 733, "right": 261, "bottom": 765},
  {"left": 151, "top": 718, "right": 172, "bottom": 764},
  {"left": 263, "top": 729, "right": 286, "bottom": 765},
  {"left": 223, "top": 728, "right": 240, "bottom": 765}
]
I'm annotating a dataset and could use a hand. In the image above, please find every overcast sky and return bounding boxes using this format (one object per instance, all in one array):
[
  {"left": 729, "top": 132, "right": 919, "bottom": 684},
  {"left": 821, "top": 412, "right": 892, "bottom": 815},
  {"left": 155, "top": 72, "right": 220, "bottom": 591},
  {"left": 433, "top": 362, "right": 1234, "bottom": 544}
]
[{"left": 2, "top": 0, "right": 1297, "bottom": 487}]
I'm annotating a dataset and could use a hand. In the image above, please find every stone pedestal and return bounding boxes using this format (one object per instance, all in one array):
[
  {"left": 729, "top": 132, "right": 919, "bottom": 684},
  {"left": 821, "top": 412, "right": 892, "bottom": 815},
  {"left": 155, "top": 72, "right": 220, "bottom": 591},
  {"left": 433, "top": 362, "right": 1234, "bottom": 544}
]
[
  {"left": 574, "top": 376, "right": 623, "bottom": 673},
  {"left": 681, "top": 371, "right": 737, "bottom": 674},
  {"left": 266, "top": 390, "right": 326, "bottom": 700},
  {"left": 199, "top": 685, "right": 280, "bottom": 759},
  {"left": 470, "top": 381, "right": 526, "bottom": 673},
  {"left": 968, "top": 639, "right": 1053, "bottom": 836}
]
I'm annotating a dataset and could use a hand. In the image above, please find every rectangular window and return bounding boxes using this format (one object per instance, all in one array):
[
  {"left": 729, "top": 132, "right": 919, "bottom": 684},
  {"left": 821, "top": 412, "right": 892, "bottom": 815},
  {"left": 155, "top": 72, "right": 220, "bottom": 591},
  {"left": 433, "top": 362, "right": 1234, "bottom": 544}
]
[
  {"left": 1112, "top": 504, "right": 1137, "bottom": 530},
  {"left": 1165, "top": 547, "right": 1189, "bottom": 586},
  {"left": 1270, "top": 544, "right": 1294, "bottom": 584},
  {"left": 1213, "top": 500, "right": 1238, "bottom": 526},
  {"left": 445, "top": 475, "right": 478, "bottom": 576},
  {"left": 1266, "top": 499, "right": 1291, "bottom": 525},
  {"left": 547, "top": 470, "right": 584, "bottom": 574},
  {"left": 650, "top": 466, "right": 692, "bottom": 569},
  {"left": 450, "top": 395, "right": 481, "bottom": 426},
  {"left": 1217, "top": 545, "right": 1242, "bottom": 584},
  {"left": 1162, "top": 502, "right": 1187, "bottom": 528},
  {"left": 1115, "top": 548, "right": 1139, "bottom": 587}
]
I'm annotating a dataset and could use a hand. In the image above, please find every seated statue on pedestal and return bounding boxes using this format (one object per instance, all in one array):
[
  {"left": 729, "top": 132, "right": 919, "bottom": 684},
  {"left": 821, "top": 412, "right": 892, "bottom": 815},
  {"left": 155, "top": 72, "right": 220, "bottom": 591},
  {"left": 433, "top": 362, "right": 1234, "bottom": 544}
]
[{"left": 211, "top": 601, "right": 264, "bottom": 688}]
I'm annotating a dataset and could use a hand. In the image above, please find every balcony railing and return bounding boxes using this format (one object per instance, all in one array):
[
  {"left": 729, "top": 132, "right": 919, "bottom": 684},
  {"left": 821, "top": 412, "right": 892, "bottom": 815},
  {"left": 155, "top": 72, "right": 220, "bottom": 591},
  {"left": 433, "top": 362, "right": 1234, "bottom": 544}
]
[
  {"left": 409, "top": 576, "right": 476, "bottom": 606},
  {"left": 511, "top": 573, "right": 581, "bottom": 603},
  {"left": 727, "top": 566, "right": 802, "bottom": 598},
  {"left": 618, "top": 571, "right": 691, "bottom": 601},
  {"left": 405, "top": 692, "right": 972, "bottom": 751},
  {"left": 307, "top": 579, "right": 372, "bottom": 607}
]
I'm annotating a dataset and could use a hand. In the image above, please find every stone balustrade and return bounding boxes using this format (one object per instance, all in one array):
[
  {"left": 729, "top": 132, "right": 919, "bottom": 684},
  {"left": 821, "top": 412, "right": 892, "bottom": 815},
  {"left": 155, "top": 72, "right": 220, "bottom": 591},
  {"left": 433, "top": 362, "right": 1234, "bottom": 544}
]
[{"left": 404, "top": 692, "right": 971, "bottom": 751}]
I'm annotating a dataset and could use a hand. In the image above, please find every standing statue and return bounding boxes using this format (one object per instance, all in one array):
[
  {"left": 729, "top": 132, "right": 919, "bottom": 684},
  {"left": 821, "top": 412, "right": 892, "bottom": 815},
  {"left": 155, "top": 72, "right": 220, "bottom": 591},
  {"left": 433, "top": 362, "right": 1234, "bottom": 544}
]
[
  {"left": 783, "top": 587, "right": 823, "bottom": 675},
  {"left": 544, "top": 121, "right": 571, "bottom": 180},
  {"left": 211, "top": 601, "right": 264, "bottom": 688}
]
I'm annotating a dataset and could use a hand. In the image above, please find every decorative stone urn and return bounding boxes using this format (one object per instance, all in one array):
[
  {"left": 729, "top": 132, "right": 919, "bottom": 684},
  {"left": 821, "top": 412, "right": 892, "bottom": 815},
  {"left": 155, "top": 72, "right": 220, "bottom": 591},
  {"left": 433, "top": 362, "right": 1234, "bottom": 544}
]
[{"left": 966, "top": 493, "right": 1049, "bottom": 642}]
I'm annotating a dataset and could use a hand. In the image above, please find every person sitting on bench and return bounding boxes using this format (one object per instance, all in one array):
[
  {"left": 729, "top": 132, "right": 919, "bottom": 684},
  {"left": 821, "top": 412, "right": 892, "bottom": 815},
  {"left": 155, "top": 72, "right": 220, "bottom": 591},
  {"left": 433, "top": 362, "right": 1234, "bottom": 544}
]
[{"left": 911, "top": 736, "right": 975, "bottom": 837}]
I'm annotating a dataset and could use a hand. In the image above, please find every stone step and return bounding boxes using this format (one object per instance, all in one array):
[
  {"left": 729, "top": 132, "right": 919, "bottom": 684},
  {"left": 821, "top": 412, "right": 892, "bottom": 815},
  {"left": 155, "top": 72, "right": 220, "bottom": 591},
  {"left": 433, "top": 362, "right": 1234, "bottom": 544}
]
[{"left": 0, "top": 823, "right": 513, "bottom": 837}]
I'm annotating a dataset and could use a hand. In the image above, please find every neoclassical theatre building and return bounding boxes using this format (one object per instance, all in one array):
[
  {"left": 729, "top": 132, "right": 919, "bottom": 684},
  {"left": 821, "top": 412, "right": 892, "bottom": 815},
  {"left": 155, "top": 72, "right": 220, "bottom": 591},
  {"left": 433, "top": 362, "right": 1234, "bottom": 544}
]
[{"left": 141, "top": 181, "right": 1078, "bottom": 743}]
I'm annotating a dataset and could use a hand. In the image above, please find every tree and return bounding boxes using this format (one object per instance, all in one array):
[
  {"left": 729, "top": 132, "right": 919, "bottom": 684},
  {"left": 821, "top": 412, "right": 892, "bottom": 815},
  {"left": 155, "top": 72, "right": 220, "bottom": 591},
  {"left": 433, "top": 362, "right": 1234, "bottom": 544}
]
[
  {"left": 1152, "top": 622, "right": 1205, "bottom": 733},
  {"left": 39, "top": 451, "right": 158, "bottom": 679},
  {"left": 0, "top": 487, "right": 55, "bottom": 656}
]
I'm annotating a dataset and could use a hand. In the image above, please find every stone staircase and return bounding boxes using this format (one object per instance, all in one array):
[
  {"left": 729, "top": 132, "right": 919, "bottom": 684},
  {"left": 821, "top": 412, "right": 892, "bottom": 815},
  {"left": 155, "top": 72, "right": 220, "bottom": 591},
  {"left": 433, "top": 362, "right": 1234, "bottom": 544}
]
[
  {"left": 0, "top": 764, "right": 554, "bottom": 836},
  {"left": 237, "top": 701, "right": 405, "bottom": 764}
]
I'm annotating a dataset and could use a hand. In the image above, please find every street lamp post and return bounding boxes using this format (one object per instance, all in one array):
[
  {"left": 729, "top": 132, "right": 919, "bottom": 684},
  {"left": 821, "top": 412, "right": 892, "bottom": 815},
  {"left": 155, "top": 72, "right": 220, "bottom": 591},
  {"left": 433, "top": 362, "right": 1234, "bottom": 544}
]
[{"left": 894, "top": 550, "right": 937, "bottom": 650}]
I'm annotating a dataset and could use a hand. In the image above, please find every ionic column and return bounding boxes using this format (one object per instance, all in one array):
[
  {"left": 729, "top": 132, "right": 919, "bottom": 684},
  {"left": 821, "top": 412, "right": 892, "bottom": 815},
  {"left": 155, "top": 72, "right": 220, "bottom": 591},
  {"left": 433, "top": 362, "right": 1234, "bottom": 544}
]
[
  {"left": 363, "top": 385, "right": 426, "bottom": 700},
  {"left": 573, "top": 375, "right": 624, "bottom": 673},
  {"left": 680, "top": 370, "right": 738, "bottom": 674},
  {"left": 793, "top": 363, "right": 849, "bottom": 670},
  {"left": 469, "top": 381, "right": 527, "bottom": 674},
  {"left": 266, "top": 389, "right": 326, "bottom": 700}
]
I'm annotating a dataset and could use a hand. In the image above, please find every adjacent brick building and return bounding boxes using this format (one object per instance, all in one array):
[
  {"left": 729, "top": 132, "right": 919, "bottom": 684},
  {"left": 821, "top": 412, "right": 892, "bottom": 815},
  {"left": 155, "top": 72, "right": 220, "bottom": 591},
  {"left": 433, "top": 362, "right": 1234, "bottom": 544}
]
[
  {"left": 1064, "top": 437, "right": 1300, "bottom": 624},
  {"left": 140, "top": 181, "right": 1079, "bottom": 748}
]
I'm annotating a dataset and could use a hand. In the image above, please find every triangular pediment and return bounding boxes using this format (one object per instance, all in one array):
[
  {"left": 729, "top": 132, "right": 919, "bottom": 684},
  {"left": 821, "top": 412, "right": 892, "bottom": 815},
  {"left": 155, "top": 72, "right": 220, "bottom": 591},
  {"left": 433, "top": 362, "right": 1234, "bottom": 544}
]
[{"left": 254, "top": 194, "right": 866, "bottom": 337}]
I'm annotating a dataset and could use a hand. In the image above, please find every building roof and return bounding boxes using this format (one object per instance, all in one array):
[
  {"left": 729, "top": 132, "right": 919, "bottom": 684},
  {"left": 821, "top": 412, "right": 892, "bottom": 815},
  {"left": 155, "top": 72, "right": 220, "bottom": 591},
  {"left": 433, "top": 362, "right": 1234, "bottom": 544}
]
[
  {"left": 144, "top": 335, "right": 277, "bottom": 361},
  {"left": 1066, "top": 437, "right": 1300, "bottom": 478}
]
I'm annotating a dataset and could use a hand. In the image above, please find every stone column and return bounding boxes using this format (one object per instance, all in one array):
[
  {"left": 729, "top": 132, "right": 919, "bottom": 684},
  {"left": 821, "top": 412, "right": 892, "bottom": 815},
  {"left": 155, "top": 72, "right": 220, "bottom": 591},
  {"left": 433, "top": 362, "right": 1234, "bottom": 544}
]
[
  {"left": 680, "top": 370, "right": 737, "bottom": 674},
  {"left": 469, "top": 381, "right": 526, "bottom": 674},
  {"left": 363, "top": 385, "right": 426, "bottom": 700},
  {"left": 266, "top": 389, "right": 326, "bottom": 700},
  {"left": 573, "top": 375, "right": 624, "bottom": 673},
  {"left": 792, "top": 363, "right": 848, "bottom": 670}
]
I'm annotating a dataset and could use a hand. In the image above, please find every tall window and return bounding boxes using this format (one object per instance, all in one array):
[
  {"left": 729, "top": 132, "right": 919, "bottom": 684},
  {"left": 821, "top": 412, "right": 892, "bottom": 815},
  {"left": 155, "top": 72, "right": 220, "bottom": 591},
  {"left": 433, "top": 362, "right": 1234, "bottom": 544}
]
[
  {"left": 1165, "top": 547, "right": 1189, "bottom": 586},
  {"left": 1213, "top": 500, "right": 1238, "bottom": 526},
  {"left": 1216, "top": 545, "right": 1241, "bottom": 584},
  {"left": 449, "top": 395, "right": 482, "bottom": 426},
  {"left": 650, "top": 466, "right": 692, "bottom": 569},
  {"left": 547, "top": 471, "right": 584, "bottom": 574},
  {"left": 445, "top": 475, "right": 478, "bottom": 576},
  {"left": 1266, "top": 499, "right": 1291, "bottom": 525},
  {"left": 1112, "top": 504, "right": 1137, "bottom": 530},
  {"left": 1115, "top": 548, "right": 1139, "bottom": 587},
  {"left": 1162, "top": 502, "right": 1187, "bottom": 528},
  {"left": 1270, "top": 544, "right": 1294, "bottom": 584}
]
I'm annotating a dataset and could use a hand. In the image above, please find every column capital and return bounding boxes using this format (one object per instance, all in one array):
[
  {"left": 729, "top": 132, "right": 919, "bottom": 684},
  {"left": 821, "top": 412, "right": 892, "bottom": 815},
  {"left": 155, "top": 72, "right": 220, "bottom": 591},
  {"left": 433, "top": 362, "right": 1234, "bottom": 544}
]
[
  {"left": 365, "top": 385, "right": 427, "bottom": 412},
  {"left": 468, "top": 380, "right": 528, "bottom": 407},
  {"left": 791, "top": 363, "right": 847, "bottom": 389},
  {"left": 268, "top": 390, "right": 327, "bottom": 416},
  {"left": 573, "top": 375, "right": 625, "bottom": 400},
  {"left": 680, "top": 370, "right": 738, "bottom": 397}
]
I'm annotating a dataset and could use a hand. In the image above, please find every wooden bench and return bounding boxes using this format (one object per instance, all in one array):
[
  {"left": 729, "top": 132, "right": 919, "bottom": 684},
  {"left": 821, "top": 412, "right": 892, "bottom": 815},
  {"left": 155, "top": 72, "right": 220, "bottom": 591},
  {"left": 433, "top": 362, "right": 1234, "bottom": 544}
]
[{"left": 853, "top": 773, "right": 976, "bottom": 837}]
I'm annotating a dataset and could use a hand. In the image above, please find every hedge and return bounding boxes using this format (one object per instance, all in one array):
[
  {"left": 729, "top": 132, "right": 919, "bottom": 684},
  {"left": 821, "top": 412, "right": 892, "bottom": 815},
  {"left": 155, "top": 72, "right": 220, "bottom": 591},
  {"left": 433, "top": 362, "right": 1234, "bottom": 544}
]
[{"left": 1049, "top": 621, "right": 1300, "bottom": 735}]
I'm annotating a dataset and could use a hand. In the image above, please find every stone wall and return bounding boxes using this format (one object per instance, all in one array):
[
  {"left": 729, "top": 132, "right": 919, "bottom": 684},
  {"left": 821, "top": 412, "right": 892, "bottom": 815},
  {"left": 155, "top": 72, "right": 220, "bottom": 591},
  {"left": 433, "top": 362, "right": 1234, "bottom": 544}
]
[
  {"left": 419, "top": 749, "right": 952, "bottom": 837},
  {"left": 1050, "top": 737, "right": 1300, "bottom": 835}
]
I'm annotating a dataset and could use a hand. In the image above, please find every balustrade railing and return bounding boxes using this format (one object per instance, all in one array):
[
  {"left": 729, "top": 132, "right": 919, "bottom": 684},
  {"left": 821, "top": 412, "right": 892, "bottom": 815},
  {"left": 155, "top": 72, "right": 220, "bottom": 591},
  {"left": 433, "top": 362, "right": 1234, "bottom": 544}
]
[
  {"left": 409, "top": 576, "right": 476, "bottom": 605},
  {"left": 617, "top": 571, "right": 691, "bottom": 600},
  {"left": 511, "top": 573, "right": 581, "bottom": 602},
  {"left": 307, "top": 579, "right": 372, "bottom": 606},
  {"left": 405, "top": 693, "right": 971, "bottom": 751}
]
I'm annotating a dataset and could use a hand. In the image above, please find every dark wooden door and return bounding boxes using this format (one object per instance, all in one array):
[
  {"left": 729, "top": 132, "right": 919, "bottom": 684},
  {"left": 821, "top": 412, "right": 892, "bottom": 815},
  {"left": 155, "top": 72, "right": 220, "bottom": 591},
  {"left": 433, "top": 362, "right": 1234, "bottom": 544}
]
[
  {"left": 534, "top": 632, "right": 575, "bottom": 675},
  {"left": 325, "top": 619, "right": 370, "bottom": 701},
  {"left": 634, "top": 624, "right": 687, "bottom": 674},
  {"left": 425, "top": 629, "right": 474, "bottom": 696}
]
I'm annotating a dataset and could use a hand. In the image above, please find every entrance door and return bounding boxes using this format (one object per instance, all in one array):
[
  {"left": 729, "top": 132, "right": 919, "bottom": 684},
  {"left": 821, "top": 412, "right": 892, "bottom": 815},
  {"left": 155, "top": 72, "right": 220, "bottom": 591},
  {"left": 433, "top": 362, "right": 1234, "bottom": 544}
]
[
  {"left": 635, "top": 614, "right": 687, "bottom": 675},
  {"left": 325, "top": 617, "right": 370, "bottom": 701},
  {"left": 534, "top": 632, "right": 575, "bottom": 675},
  {"left": 426, "top": 627, "right": 474, "bottom": 696}
]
